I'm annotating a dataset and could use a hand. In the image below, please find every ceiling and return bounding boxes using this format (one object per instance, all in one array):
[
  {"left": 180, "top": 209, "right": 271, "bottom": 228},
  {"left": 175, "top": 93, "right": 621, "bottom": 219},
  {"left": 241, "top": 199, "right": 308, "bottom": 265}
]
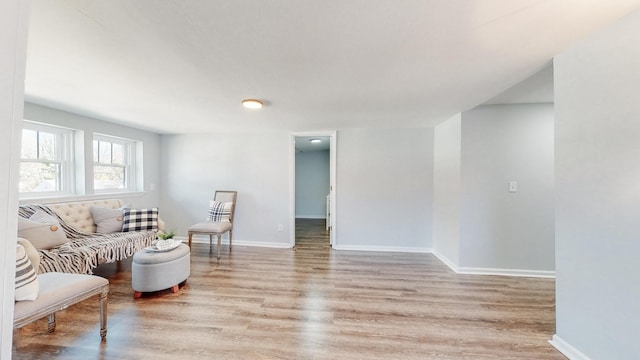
[
  {"left": 295, "top": 136, "right": 331, "bottom": 153},
  {"left": 484, "top": 61, "right": 554, "bottom": 105},
  {"left": 25, "top": 1, "right": 640, "bottom": 134}
]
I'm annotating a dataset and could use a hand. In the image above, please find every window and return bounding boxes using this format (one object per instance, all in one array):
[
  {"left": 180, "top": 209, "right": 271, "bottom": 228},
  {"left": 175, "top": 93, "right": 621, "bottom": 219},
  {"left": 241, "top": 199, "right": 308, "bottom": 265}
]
[
  {"left": 93, "top": 134, "right": 137, "bottom": 192},
  {"left": 20, "top": 121, "right": 75, "bottom": 196}
]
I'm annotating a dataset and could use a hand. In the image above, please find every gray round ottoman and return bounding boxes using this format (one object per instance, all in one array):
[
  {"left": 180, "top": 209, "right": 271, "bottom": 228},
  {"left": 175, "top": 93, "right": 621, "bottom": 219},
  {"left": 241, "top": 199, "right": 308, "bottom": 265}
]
[{"left": 132, "top": 243, "right": 190, "bottom": 299}]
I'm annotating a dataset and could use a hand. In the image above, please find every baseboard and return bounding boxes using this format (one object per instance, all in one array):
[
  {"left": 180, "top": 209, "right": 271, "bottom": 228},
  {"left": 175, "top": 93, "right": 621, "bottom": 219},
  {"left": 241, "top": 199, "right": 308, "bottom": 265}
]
[
  {"left": 549, "top": 334, "right": 592, "bottom": 360},
  {"left": 457, "top": 266, "right": 555, "bottom": 278},
  {"left": 179, "top": 235, "right": 555, "bottom": 278},
  {"left": 234, "top": 240, "right": 291, "bottom": 248},
  {"left": 295, "top": 215, "right": 327, "bottom": 219},
  {"left": 332, "top": 244, "right": 433, "bottom": 253},
  {"left": 431, "top": 250, "right": 460, "bottom": 273},
  {"left": 431, "top": 249, "right": 555, "bottom": 278},
  {"left": 175, "top": 236, "right": 291, "bottom": 249}
]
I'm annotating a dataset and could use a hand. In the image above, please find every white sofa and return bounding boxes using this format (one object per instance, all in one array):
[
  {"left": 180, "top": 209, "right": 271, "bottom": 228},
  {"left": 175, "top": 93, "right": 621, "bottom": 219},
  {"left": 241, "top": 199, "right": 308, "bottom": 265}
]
[
  {"left": 19, "top": 199, "right": 163, "bottom": 274},
  {"left": 45, "top": 199, "right": 164, "bottom": 234}
]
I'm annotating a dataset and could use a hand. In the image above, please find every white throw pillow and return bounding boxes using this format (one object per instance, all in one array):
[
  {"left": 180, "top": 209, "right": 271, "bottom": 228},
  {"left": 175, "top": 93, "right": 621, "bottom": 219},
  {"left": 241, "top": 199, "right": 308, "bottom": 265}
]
[
  {"left": 91, "top": 205, "right": 128, "bottom": 233},
  {"left": 29, "top": 209, "right": 59, "bottom": 224},
  {"left": 15, "top": 243, "right": 39, "bottom": 301},
  {"left": 17, "top": 210, "right": 68, "bottom": 250},
  {"left": 17, "top": 237, "right": 40, "bottom": 273}
]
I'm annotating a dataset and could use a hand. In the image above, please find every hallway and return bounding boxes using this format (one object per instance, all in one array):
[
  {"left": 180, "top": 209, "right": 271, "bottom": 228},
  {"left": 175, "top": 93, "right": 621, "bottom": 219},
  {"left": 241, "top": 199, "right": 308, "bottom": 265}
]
[{"left": 295, "top": 218, "right": 330, "bottom": 251}]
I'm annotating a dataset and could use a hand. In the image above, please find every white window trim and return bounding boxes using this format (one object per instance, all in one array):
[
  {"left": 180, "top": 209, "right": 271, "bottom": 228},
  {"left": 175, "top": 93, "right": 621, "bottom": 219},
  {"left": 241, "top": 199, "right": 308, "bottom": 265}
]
[
  {"left": 20, "top": 121, "right": 75, "bottom": 198},
  {"left": 93, "top": 134, "right": 138, "bottom": 194}
]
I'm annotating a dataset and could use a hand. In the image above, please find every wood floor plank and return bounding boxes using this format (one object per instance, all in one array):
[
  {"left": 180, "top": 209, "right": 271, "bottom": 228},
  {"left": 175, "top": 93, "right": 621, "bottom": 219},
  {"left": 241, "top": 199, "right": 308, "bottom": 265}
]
[{"left": 13, "top": 219, "right": 565, "bottom": 359}]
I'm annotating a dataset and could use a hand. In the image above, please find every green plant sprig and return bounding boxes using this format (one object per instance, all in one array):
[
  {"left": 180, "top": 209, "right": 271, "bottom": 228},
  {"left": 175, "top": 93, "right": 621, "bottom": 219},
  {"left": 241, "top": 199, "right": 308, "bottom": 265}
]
[{"left": 157, "top": 229, "right": 176, "bottom": 240}]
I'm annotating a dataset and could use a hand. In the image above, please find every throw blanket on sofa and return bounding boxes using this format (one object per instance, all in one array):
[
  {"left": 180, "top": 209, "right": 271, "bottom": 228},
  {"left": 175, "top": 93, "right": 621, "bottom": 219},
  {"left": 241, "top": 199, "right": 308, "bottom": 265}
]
[{"left": 19, "top": 204, "right": 155, "bottom": 274}]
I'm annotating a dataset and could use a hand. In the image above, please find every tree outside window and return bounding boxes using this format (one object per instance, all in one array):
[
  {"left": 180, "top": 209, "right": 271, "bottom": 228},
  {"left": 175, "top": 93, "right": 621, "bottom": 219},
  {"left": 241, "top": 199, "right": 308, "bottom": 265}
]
[{"left": 19, "top": 122, "right": 73, "bottom": 195}]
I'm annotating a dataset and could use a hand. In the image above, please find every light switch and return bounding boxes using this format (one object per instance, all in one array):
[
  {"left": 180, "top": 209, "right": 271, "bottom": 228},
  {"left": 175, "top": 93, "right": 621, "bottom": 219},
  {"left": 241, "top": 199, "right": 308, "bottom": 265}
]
[{"left": 509, "top": 181, "right": 518, "bottom": 193}]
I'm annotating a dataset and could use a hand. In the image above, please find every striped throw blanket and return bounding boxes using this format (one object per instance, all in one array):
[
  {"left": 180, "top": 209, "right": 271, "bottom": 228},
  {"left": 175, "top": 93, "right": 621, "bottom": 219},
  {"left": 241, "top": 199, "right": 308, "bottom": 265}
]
[{"left": 19, "top": 204, "right": 156, "bottom": 274}]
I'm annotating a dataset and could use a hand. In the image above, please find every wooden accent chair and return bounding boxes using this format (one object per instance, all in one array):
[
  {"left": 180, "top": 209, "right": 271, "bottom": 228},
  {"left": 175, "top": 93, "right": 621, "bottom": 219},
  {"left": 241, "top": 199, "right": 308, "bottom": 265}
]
[{"left": 187, "top": 190, "right": 237, "bottom": 259}]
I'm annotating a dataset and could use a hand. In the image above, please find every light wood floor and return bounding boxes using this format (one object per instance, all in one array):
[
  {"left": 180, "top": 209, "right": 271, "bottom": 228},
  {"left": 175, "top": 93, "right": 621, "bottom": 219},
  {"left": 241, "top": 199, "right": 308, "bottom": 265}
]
[{"left": 13, "top": 219, "right": 565, "bottom": 359}]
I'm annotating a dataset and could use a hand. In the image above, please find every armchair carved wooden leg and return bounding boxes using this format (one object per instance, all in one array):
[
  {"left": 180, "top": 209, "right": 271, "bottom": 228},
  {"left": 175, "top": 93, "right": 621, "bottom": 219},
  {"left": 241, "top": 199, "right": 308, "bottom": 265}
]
[
  {"left": 217, "top": 233, "right": 222, "bottom": 259},
  {"left": 47, "top": 313, "right": 55, "bottom": 333},
  {"left": 99, "top": 286, "right": 108, "bottom": 341}
]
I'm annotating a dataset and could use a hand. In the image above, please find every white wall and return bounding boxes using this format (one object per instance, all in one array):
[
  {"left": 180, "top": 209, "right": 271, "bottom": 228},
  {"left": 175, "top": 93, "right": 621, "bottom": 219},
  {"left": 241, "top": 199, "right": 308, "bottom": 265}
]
[
  {"left": 295, "top": 150, "right": 329, "bottom": 218},
  {"left": 433, "top": 114, "right": 462, "bottom": 265},
  {"left": 160, "top": 132, "right": 292, "bottom": 246},
  {"left": 335, "top": 128, "right": 434, "bottom": 250},
  {"left": 553, "top": 10, "right": 640, "bottom": 360},
  {"left": 460, "top": 104, "right": 555, "bottom": 272},
  {"left": 22, "top": 103, "right": 161, "bottom": 208},
  {"left": 0, "top": 0, "right": 28, "bottom": 357},
  {"left": 433, "top": 105, "right": 555, "bottom": 275},
  {"left": 161, "top": 128, "right": 434, "bottom": 251}
]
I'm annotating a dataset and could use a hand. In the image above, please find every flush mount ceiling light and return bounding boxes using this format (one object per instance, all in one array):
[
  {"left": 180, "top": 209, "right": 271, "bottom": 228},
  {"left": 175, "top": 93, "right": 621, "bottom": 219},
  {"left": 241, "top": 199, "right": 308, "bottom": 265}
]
[
  {"left": 310, "top": 138, "right": 322, "bottom": 143},
  {"left": 242, "top": 99, "right": 263, "bottom": 109}
]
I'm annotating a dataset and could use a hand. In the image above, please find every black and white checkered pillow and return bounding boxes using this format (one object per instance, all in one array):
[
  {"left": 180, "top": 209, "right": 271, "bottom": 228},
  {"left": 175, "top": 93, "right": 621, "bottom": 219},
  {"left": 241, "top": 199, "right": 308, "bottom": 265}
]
[
  {"left": 207, "top": 201, "right": 232, "bottom": 222},
  {"left": 122, "top": 208, "right": 159, "bottom": 232}
]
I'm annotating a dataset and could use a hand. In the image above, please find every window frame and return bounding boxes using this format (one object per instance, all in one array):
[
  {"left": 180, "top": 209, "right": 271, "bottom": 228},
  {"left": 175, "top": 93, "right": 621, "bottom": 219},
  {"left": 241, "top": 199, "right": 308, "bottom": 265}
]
[
  {"left": 19, "top": 121, "right": 75, "bottom": 198},
  {"left": 92, "top": 134, "right": 137, "bottom": 194}
]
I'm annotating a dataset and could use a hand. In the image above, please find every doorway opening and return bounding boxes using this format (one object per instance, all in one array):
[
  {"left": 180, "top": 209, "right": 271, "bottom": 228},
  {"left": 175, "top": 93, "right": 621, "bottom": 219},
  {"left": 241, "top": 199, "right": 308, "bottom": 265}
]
[{"left": 289, "top": 132, "right": 336, "bottom": 248}]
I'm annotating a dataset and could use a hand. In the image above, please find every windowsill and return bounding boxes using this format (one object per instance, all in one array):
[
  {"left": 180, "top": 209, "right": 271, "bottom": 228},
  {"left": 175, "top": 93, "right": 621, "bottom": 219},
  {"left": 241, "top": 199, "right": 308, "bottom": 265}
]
[{"left": 19, "top": 191, "right": 148, "bottom": 205}]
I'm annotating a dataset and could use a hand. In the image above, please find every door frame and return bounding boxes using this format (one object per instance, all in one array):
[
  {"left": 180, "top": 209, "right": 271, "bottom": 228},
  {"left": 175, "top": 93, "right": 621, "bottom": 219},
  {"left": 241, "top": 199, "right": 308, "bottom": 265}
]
[{"left": 289, "top": 131, "right": 337, "bottom": 247}]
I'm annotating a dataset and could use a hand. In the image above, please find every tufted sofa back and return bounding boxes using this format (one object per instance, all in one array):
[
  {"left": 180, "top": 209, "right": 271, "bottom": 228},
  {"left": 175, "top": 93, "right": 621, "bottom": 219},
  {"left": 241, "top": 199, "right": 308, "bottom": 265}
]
[{"left": 48, "top": 199, "right": 124, "bottom": 234}]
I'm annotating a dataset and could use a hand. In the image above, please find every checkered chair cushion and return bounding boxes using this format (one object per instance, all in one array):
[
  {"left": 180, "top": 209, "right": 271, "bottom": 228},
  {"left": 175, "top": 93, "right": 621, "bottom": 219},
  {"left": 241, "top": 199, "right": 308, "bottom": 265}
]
[
  {"left": 207, "top": 201, "right": 232, "bottom": 222},
  {"left": 122, "top": 208, "right": 159, "bottom": 232}
]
